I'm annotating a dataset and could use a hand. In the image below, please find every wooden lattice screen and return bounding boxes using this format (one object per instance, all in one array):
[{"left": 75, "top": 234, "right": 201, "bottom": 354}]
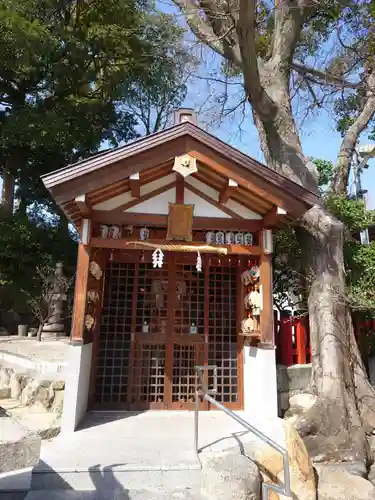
[{"left": 94, "top": 254, "right": 242, "bottom": 410}]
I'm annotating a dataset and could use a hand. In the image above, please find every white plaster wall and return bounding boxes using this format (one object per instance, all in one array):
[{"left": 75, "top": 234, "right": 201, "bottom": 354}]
[
  {"left": 127, "top": 188, "right": 175, "bottom": 214},
  {"left": 184, "top": 189, "right": 230, "bottom": 217},
  {"left": 61, "top": 343, "right": 93, "bottom": 433},
  {"left": 243, "top": 345, "right": 278, "bottom": 419},
  {"left": 185, "top": 176, "right": 262, "bottom": 219}
]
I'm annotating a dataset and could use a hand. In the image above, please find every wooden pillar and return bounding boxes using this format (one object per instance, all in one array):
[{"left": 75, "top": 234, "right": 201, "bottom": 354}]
[
  {"left": 259, "top": 229, "right": 274, "bottom": 346},
  {"left": 295, "top": 317, "right": 307, "bottom": 365},
  {"left": 280, "top": 316, "right": 293, "bottom": 366},
  {"left": 71, "top": 219, "right": 92, "bottom": 344}
]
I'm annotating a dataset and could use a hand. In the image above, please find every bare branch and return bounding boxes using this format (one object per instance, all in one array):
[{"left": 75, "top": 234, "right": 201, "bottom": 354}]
[
  {"left": 331, "top": 70, "right": 375, "bottom": 194},
  {"left": 172, "top": 0, "right": 241, "bottom": 65},
  {"left": 291, "top": 62, "right": 363, "bottom": 90}
]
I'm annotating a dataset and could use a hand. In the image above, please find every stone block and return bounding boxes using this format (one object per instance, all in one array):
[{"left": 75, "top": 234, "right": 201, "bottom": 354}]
[
  {"left": 317, "top": 469, "right": 375, "bottom": 500},
  {"left": 277, "top": 364, "right": 312, "bottom": 393},
  {"left": 226, "top": 420, "right": 316, "bottom": 500},
  {"left": 0, "top": 387, "right": 11, "bottom": 399},
  {"left": 10, "top": 377, "right": 22, "bottom": 400},
  {"left": 51, "top": 380, "right": 65, "bottom": 391},
  {"left": 0, "top": 416, "right": 41, "bottom": 473},
  {"left": 51, "top": 390, "right": 64, "bottom": 413},
  {"left": 201, "top": 450, "right": 261, "bottom": 500}
]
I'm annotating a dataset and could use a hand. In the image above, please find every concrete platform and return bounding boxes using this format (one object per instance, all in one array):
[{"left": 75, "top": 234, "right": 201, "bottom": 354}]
[{"left": 30, "top": 411, "right": 281, "bottom": 494}]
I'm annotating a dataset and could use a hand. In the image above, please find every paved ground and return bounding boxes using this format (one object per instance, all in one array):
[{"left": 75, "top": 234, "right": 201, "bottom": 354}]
[
  {"left": 0, "top": 337, "right": 69, "bottom": 364},
  {"left": 37, "top": 410, "right": 281, "bottom": 473}
]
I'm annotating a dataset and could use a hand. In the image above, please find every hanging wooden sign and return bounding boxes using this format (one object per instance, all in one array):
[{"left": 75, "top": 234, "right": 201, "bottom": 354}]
[{"left": 166, "top": 203, "right": 194, "bottom": 241}]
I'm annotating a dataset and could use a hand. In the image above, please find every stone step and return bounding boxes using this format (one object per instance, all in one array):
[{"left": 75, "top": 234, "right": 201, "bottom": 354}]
[
  {"left": 26, "top": 488, "right": 200, "bottom": 499},
  {"left": 31, "top": 466, "right": 202, "bottom": 492}
]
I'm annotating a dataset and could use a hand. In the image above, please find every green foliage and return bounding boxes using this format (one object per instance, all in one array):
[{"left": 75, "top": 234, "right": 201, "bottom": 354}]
[
  {"left": 312, "top": 158, "right": 334, "bottom": 188},
  {"left": 122, "top": 12, "right": 193, "bottom": 134},
  {"left": 0, "top": 209, "right": 77, "bottom": 314},
  {"left": 325, "top": 194, "right": 375, "bottom": 231}
]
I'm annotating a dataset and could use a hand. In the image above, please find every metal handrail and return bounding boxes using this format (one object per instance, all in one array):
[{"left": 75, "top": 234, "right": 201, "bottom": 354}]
[{"left": 194, "top": 365, "right": 292, "bottom": 500}]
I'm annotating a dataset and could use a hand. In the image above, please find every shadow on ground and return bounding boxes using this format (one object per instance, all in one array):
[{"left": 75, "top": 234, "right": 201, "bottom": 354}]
[{"left": 77, "top": 411, "right": 144, "bottom": 432}]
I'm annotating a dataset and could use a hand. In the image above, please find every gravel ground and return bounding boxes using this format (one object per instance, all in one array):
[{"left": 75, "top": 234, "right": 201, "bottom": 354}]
[{"left": 0, "top": 337, "right": 69, "bottom": 364}]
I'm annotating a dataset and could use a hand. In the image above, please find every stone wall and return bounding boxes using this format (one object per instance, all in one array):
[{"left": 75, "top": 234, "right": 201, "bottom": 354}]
[
  {"left": 0, "top": 365, "right": 65, "bottom": 414},
  {"left": 277, "top": 363, "right": 312, "bottom": 415}
]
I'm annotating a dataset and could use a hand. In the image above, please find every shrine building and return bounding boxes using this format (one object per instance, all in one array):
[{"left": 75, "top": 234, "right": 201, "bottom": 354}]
[{"left": 42, "top": 109, "right": 319, "bottom": 432}]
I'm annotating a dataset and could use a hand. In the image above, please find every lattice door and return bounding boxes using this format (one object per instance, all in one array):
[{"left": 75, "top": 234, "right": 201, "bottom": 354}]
[
  {"left": 95, "top": 262, "right": 134, "bottom": 405},
  {"left": 94, "top": 254, "right": 242, "bottom": 410},
  {"left": 208, "top": 259, "right": 239, "bottom": 408},
  {"left": 170, "top": 260, "right": 205, "bottom": 409}
]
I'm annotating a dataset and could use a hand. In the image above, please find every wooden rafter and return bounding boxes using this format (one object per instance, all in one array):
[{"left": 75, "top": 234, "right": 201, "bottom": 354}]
[
  {"left": 184, "top": 182, "right": 244, "bottom": 219},
  {"left": 263, "top": 206, "right": 288, "bottom": 228},
  {"left": 74, "top": 194, "right": 91, "bottom": 217},
  {"left": 219, "top": 179, "right": 238, "bottom": 204},
  {"left": 193, "top": 169, "right": 270, "bottom": 215},
  {"left": 130, "top": 172, "right": 141, "bottom": 198}
]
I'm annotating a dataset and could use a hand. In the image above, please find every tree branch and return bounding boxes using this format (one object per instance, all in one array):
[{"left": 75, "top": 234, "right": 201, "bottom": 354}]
[
  {"left": 235, "top": 0, "right": 275, "bottom": 118},
  {"left": 291, "top": 62, "right": 363, "bottom": 90},
  {"left": 331, "top": 71, "right": 375, "bottom": 194},
  {"left": 271, "top": 0, "right": 305, "bottom": 74},
  {"left": 172, "top": 0, "right": 232, "bottom": 62}
]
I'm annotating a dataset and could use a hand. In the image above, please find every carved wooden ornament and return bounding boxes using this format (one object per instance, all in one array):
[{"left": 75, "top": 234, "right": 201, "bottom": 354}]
[
  {"left": 172, "top": 154, "right": 197, "bottom": 178},
  {"left": 166, "top": 203, "right": 194, "bottom": 241}
]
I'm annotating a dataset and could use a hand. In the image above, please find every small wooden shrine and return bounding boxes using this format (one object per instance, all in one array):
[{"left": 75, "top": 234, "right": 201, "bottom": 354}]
[{"left": 42, "top": 109, "right": 318, "bottom": 413}]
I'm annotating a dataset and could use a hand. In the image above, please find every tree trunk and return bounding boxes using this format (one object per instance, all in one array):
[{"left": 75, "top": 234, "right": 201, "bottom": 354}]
[
  {"left": 253, "top": 90, "right": 375, "bottom": 462},
  {"left": 1, "top": 169, "right": 15, "bottom": 214}
]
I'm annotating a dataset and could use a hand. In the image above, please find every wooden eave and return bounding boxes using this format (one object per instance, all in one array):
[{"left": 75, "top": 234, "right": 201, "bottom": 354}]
[{"left": 42, "top": 121, "right": 320, "bottom": 224}]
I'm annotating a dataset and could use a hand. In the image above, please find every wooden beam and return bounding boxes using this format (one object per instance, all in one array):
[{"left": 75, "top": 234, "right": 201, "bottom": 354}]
[
  {"left": 90, "top": 237, "right": 261, "bottom": 255},
  {"left": 263, "top": 206, "right": 288, "bottom": 228},
  {"left": 219, "top": 179, "right": 238, "bottom": 204},
  {"left": 74, "top": 194, "right": 91, "bottom": 217},
  {"left": 186, "top": 137, "right": 306, "bottom": 215},
  {"left": 91, "top": 211, "right": 263, "bottom": 231},
  {"left": 176, "top": 174, "right": 184, "bottom": 203},
  {"left": 70, "top": 242, "right": 91, "bottom": 344},
  {"left": 130, "top": 172, "right": 140, "bottom": 198},
  {"left": 185, "top": 183, "right": 243, "bottom": 219},
  {"left": 259, "top": 229, "right": 274, "bottom": 346}
]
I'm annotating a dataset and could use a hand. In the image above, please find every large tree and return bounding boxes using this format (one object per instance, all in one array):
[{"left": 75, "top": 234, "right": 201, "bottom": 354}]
[
  {"left": 172, "top": 0, "right": 375, "bottom": 462},
  {"left": 0, "top": 0, "right": 187, "bottom": 215}
]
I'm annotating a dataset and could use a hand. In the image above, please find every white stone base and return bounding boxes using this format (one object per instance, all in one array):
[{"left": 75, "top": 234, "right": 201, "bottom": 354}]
[
  {"left": 243, "top": 345, "right": 278, "bottom": 419},
  {"left": 61, "top": 343, "right": 92, "bottom": 433},
  {"left": 0, "top": 467, "right": 32, "bottom": 491}
]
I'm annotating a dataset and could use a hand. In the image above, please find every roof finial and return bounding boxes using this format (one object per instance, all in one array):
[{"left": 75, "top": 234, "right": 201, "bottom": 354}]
[{"left": 173, "top": 108, "right": 198, "bottom": 126}]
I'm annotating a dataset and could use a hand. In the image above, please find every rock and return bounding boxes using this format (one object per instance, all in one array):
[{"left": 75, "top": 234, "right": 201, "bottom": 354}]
[
  {"left": 289, "top": 394, "right": 317, "bottom": 412},
  {"left": 227, "top": 420, "right": 316, "bottom": 500},
  {"left": 36, "top": 379, "right": 52, "bottom": 389},
  {"left": 0, "top": 415, "right": 41, "bottom": 473},
  {"left": 0, "top": 368, "right": 12, "bottom": 389},
  {"left": 50, "top": 380, "right": 65, "bottom": 391},
  {"left": 368, "top": 464, "right": 375, "bottom": 486},
  {"left": 317, "top": 469, "right": 375, "bottom": 500},
  {"left": 314, "top": 461, "right": 367, "bottom": 479},
  {"left": 201, "top": 450, "right": 261, "bottom": 500},
  {"left": 34, "top": 385, "right": 54, "bottom": 409},
  {"left": 51, "top": 389, "right": 64, "bottom": 413},
  {"left": 9, "top": 376, "right": 22, "bottom": 400},
  {"left": 0, "top": 387, "right": 11, "bottom": 399}
]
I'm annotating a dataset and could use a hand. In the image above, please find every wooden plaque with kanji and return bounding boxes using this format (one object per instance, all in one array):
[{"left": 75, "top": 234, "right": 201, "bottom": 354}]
[{"left": 166, "top": 203, "right": 194, "bottom": 241}]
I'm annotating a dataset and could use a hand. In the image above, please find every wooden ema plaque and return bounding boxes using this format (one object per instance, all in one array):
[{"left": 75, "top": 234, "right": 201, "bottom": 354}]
[{"left": 166, "top": 203, "right": 194, "bottom": 241}]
